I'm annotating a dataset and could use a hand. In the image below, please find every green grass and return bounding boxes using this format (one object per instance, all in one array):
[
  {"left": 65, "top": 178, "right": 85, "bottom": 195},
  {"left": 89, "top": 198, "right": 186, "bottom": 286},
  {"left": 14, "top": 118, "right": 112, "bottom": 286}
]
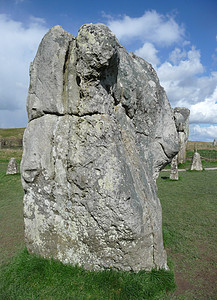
[
  {"left": 186, "top": 149, "right": 217, "bottom": 160},
  {"left": 158, "top": 170, "right": 217, "bottom": 298},
  {"left": 164, "top": 158, "right": 217, "bottom": 170},
  {"left": 0, "top": 128, "right": 24, "bottom": 149},
  {"left": 186, "top": 140, "right": 217, "bottom": 151},
  {"left": 0, "top": 149, "right": 23, "bottom": 163},
  {"left": 0, "top": 249, "right": 175, "bottom": 300},
  {"left": 0, "top": 128, "right": 25, "bottom": 139},
  {"left": 0, "top": 163, "right": 24, "bottom": 265}
]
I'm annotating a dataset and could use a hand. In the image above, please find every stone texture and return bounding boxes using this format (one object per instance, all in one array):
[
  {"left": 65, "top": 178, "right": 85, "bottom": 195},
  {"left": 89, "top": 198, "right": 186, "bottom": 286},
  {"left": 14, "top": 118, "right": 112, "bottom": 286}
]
[
  {"left": 174, "top": 107, "right": 190, "bottom": 164},
  {"left": 170, "top": 155, "right": 179, "bottom": 180},
  {"left": 6, "top": 157, "right": 18, "bottom": 174},
  {"left": 213, "top": 138, "right": 216, "bottom": 146},
  {"left": 21, "top": 23, "right": 179, "bottom": 272}
]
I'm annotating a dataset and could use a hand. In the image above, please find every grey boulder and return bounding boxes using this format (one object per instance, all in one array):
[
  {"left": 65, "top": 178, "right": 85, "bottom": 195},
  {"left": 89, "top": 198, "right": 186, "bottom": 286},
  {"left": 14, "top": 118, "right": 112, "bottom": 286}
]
[{"left": 21, "top": 23, "right": 179, "bottom": 272}]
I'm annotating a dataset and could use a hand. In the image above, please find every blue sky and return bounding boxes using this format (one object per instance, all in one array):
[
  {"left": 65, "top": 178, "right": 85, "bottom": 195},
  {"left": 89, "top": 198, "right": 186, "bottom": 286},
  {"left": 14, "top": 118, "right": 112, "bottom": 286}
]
[{"left": 0, "top": 0, "right": 217, "bottom": 141}]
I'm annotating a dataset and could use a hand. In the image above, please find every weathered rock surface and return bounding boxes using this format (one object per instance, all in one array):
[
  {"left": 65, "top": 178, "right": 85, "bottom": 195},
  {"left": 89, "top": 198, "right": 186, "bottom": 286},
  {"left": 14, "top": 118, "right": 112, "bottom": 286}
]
[
  {"left": 213, "top": 138, "right": 216, "bottom": 146},
  {"left": 21, "top": 23, "right": 179, "bottom": 272},
  {"left": 170, "top": 155, "right": 179, "bottom": 180},
  {"left": 6, "top": 157, "right": 18, "bottom": 174},
  {"left": 190, "top": 152, "right": 203, "bottom": 171},
  {"left": 174, "top": 107, "right": 190, "bottom": 164}
]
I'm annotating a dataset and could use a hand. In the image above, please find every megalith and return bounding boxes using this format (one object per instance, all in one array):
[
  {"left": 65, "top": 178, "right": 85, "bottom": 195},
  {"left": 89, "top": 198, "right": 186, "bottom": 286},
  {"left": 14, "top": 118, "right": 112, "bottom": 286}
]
[
  {"left": 174, "top": 107, "right": 190, "bottom": 164},
  {"left": 21, "top": 24, "right": 179, "bottom": 272},
  {"left": 170, "top": 155, "right": 179, "bottom": 180},
  {"left": 190, "top": 151, "right": 203, "bottom": 171},
  {"left": 6, "top": 157, "right": 18, "bottom": 175},
  {"left": 213, "top": 138, "right": 217, "bottom": 146}
]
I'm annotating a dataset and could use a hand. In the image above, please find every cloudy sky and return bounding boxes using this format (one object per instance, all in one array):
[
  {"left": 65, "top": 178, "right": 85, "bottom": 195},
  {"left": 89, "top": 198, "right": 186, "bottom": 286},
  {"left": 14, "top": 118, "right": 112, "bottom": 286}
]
[{"left": 0, "top": 0, "right": 217, "bottom": 142}]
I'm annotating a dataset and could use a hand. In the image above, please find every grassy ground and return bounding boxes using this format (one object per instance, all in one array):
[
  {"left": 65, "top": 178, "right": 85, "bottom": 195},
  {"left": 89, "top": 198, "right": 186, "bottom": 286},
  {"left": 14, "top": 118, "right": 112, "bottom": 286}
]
[
  {"left": 164, "top": 159, "right": 217, "bottom": 170},
  {"left": 158, "top": 171, "right": 217, "bottom": 299},
  {"left": 186, "top": 141, "right": 217, "bottom": 151},
  {"left": 0, "top": 162, "right": 24, "bottom": 265},
  {"left": 0, "top": 128, "right": 25, "bottom": 138},
  {"left": 0, "top": 128, "right": 24, "bottom": 149},
  {"left": 0, "top": 149, "right": 23, "bottom": 163}
]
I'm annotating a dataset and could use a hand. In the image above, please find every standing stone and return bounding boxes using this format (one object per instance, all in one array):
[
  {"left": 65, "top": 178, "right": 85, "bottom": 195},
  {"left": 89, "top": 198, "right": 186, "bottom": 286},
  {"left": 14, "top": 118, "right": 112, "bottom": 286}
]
[
  {"left": 190, "top": 152, "right": 203, "bottom": 171},
  {"left": 0, "top": 140, "right": 2, "bottom": 149},
  {"left": 6, "top": 158, "right": 18, "bottom": 174},
  {"left": 174, "top": 107, "right": 190, "bottom": 164},
  {"left": 213, "top": 138, "right": 217, "bottom": 146},
  {"left": 21, "top": 23, "right": 179, "bottom": 272},
  {"left": 170, "top": 155, "right": 179, "bottom": 180}
]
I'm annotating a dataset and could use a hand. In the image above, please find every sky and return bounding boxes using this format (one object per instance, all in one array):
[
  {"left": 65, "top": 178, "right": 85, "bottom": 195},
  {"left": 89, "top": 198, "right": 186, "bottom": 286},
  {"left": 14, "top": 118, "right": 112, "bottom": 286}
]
[{"left": 0, "top": 0, "right": 217, "bottom": 142}]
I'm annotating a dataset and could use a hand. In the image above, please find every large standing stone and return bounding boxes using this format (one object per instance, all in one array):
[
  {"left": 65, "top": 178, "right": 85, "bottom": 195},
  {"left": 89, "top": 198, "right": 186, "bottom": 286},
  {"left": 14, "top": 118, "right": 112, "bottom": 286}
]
[
  {"left": 174, "top": 107, "right": 190, "bottom": 164},
  {"left": 21, "top": 24, "right": 179, "bottom": 272},
  {"left": 213, "top": 138, "right": 217, "bottom": 146},
  {"left": 6, "top": 158, "right": 18, "bottom": 174},
  {"left": 190, "top": 152, "right": 203, "bottom": 171}
]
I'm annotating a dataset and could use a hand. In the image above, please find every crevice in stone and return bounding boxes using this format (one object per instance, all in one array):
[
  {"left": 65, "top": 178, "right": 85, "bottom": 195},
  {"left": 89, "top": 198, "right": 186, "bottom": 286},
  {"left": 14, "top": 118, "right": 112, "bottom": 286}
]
[
  {"left": 76, "top": 75, "right": 81, "bottom": 86},
  {"left": 71, "top": 179, "right": 86, "bottom": 191},
  {"left": 122, "top": 103, "right": 134, "bottom": 119},
  {"left": 30, "top": 111, "right": 104, "bottom": 121},
  {"left": 159, "top": 142, "right": 170, "bottom": 159},
  {"left": 62, "top": 40, "right": 73, "bottom": 112},
  {"left": 63, "top": 41, "right": 71, "bottom": 82},
  {"left": 135, "top": 131, "right": 149, "bottom": 137},
  {"left": 43, "top": 110, "right": 65, "bottom": 116}
]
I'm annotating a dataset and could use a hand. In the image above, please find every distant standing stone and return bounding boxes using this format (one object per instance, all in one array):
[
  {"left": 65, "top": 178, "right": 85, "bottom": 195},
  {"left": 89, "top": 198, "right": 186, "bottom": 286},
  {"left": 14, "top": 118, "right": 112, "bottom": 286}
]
[
  {"left": 213, "top": 138, "right": 217, "bottom": 146},
  {"left": 174, "top": 107, "right": 190, "bottom": 164},
  {"left": 190, "top": 152, "right": 203, "bottom": 171},
  {"left": 170, "top": 155, "right": 179, "bottom": 180},
  {"left": 6, "top": 158, "right": 18, "bottom": 175}
]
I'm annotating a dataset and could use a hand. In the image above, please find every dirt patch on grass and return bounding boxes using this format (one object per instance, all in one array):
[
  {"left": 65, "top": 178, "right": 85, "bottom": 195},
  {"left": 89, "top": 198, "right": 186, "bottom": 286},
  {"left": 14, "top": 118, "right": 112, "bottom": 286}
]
[{"left": 168, "top": 242, "right": 217, "bottom": 299}]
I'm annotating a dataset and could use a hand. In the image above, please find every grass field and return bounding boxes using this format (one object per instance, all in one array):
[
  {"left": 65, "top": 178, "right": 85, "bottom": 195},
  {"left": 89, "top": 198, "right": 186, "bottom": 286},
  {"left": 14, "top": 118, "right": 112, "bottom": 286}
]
[
  {"left": 157, "top": 171, "right": 217, "bottom": 299},
  {"left": 0, "top": 142, "right": 217, "bottom": 299}
]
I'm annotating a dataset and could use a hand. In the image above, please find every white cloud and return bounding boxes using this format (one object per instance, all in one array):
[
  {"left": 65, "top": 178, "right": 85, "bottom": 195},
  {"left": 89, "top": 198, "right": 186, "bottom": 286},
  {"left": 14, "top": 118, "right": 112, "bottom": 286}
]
[
  {"left": 107, "top": 10, "right": 184, "bottom": 46},
  {"left": 158, "top": 47, "right": 203, "bottom": 82},
  {"left": 190, "top": 87, "right": 217, "bottom": 124},
  {"left": 156, "top": 47, "right": 217, "bottom": 112},
  {"left": 169, "top": 48, "right": 187, "bottom": 64},
  {"left": 0, "top": 14, "right": 48, "bottom": 127},
  {"left": 189, "top": 124, "right": 217, "bottom": 142},
  {"left": 135, "top": 42, "right": 160, "bottom": 66}
]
